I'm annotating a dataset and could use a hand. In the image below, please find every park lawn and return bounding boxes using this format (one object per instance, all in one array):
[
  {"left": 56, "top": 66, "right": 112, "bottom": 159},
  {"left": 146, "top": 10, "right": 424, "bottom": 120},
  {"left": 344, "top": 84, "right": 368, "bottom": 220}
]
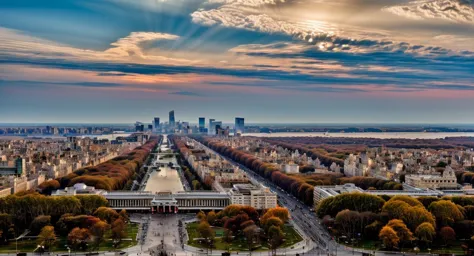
[
  {"left": 186, "top": 222, "right": 302, "bottom": 251},
  {"left": 0, "top": 223, "right": 138, "bottom": 253}
]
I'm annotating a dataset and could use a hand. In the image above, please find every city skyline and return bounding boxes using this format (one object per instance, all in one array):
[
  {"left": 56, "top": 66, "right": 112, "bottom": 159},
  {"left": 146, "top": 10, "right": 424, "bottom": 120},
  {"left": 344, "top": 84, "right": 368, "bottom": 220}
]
[{"left": 1, "top": 0, "right": 474, "bottom": 124}]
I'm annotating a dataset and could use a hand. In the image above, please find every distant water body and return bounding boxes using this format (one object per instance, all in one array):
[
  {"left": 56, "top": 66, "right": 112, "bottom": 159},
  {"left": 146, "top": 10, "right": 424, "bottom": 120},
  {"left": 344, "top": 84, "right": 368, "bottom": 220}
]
[
  {"left": 244, "top": 132, "right": 474, "bottom": 139},
  {"left": 0, "top": 133, "right": 132, "bottom": 140}
]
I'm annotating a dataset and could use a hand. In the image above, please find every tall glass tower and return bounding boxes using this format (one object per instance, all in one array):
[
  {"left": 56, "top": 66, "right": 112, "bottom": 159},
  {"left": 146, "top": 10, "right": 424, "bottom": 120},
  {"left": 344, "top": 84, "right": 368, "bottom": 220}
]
[
  {"left": 169, "top": 110, "right": 175, "bottom": 127},
  {"left": 235, "top": 117, "right": 245, "bottom": 135}
]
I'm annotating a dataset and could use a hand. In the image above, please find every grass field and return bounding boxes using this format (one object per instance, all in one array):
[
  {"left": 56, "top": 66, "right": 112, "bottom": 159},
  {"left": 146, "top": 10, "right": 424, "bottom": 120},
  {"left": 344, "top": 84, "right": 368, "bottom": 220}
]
[
  {"left": 0, "top": 223, "right": 139, "bottom": 253},
  {"left": 186, "top": 222, "right": 302, "bottom": 251}
]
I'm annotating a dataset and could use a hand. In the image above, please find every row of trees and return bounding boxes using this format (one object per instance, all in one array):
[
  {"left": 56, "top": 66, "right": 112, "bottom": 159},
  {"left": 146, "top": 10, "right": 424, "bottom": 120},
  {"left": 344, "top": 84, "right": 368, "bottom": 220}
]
[
  {"left": 197, "top": 137, "right": 401, "bottom": 207},
  {"left": 292, "top": 173, "right": 402, "bottom": 190},
  {"left": 262, "top": 139, "right": 346, "bottom": 166},
  {"left": 0, "top": 193, "right": 108, "bottom": 241},
  {"left": 197, "top": 137, "right": 315, "bottom": 205},
  {"left": 317, "top": 194, "right": 474, "bottom": 251},
  {"left": 39, "top": 136, "right": 158, "bottom": 192},
  {"left": 456, "top": 170, "right": 474, "bottom": 186},
  {"left": 194, "top": 205, "right": 290, "bottom": 254},
  {"left": 35, "top": 207, "right": 130, "bottom": 251},
  {"left": 264, "top": 136, "right": 474, "bottom": 151}
]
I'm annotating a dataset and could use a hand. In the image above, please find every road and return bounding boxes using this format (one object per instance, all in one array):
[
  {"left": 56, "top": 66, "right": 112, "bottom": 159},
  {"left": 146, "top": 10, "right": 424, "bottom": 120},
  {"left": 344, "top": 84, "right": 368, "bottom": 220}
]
[{"left": 189, "top": 137, "right": 365, "bottom": 256}]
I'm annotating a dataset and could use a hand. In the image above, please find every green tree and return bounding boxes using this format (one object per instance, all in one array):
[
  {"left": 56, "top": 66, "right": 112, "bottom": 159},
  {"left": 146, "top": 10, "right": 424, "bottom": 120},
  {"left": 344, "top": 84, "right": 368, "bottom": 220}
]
[
  {"left": 317, "top": 193, "right": 386, "bottom": 218},
  {"left": 197, "top": 221, "right": 215, "bottom": 248},
  {"left": 267, "top": 225, "right": 284, "bottom": 255},
  {"left": 415, "top": 222, "right": 436, "bottom": 245},
  {"left": 428, "top": 200, "right": 464, "bottom": 227},
  {"left": 263, "top": 217, "right": 284, "bottom": 233}
]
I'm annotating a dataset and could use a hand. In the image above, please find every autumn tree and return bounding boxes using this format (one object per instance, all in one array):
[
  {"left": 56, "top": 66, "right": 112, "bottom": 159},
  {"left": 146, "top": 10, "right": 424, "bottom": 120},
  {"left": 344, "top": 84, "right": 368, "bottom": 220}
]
[
  {"left": 0, "top": 214, "right": 14, "bottom": 244},
  {"left": 317, "top": 193, "right": 385, "bottom": 217},
  {"left": 365, "top": 220, "right": 383, "bottom": 240},
  {"left": 243, "top": 224, "right": 260, "bottom": 252},
  {"left": 415, "top": 222, "right": 436, "bottom": 246},
  {"left": 68, "top": 227, "right": 91, "bottom": 251},
  {"left": 93, "top": 207, "right": 119, "bottom": 223},
  {"left": 207, "top": 211, "right": 217, "bottom": 226},
  {"left": 439, "top": 226, "right": 456, "bottom": 246},
  {"left": 335, "top": 210, "right": 360, "bottom": 238},
  {"left": 197, "top": 221, "right": 215, "bottom": 247},
  {"left": 263, "top": 217, "right": 284, "bottom": 233},
  {"left": 119, "top": 209, "right": 129, "bottom": 223},
  {"left": 386, "top": 219, "right": 413, "bottom": 244},
  {"left": 379, "top": 226, "right": 399, "bottom": 250},
  {"left": 428, "top": 200, "right": 464, "bottom": 227},
  {"left": 110, "top": 218, "right": 126, "bottom": 248},
  {"left": 30, "top": 215, "right": 52, "bottom": 235},
  {"left": 261, "top": 207, "right": 290, "bottom": 224},
  {"left": 90, "top": 220, "right": 110, "bottom": 249},
  {"left": 37, "top": 226, "right": 56, "bottom": 251},
  {"left": 197, "top": 211, "right": 207, "bottom": 222}
]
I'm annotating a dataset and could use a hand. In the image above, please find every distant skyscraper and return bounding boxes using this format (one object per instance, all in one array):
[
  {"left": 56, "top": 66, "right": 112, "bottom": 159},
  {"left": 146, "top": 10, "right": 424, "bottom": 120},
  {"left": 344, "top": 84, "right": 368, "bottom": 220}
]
[
  {"left": 153, "top": 117, "right": 160, "bottom": 132},
  {"left": 135, "top": 122, "right": 144, "bottom": 132},
  {"left": 213, "top": 121, "right": 222, "bottom": 135},
  {"left": 235, "top": 117, "right": 245, "bottom": 135},
  {"left": 199, "top": 117, "right": 205, "bottom": 132},
  {"left": 209, "top": 119, "right": 215, "bottom": 135},
  {"left": 169, "top": 110, "right": 175, "bottom": 127}
]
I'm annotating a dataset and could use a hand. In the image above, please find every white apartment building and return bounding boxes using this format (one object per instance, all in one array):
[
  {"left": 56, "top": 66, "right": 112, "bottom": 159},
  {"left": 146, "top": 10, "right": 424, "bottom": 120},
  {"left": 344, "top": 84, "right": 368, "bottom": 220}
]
[
  {"left": 313, "top": 183, "right": 364, "bottom": 205},
  {"left": 283, "top": 164, "right": 299, "bottom": 174},
  {"left": 344, "top": 154, "right": 372, "bottom": 177},
  {"left": 405, "top": 166, "right": 459, "bottom": 189},
  {"left": 228, "top": 184, "right": 277, "bottom": 209}
]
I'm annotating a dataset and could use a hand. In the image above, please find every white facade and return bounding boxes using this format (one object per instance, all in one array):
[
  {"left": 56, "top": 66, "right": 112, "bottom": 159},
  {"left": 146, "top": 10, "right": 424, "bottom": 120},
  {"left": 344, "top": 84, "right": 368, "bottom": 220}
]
[
  {"left": 405, "top": 166, "right": 458, "bottom": 189},
  {"left": 283, "top": 164, "right": 299, "bottom": 174},
  {"left": 229, "top": 184, "right": 277, "bottom": 209}
]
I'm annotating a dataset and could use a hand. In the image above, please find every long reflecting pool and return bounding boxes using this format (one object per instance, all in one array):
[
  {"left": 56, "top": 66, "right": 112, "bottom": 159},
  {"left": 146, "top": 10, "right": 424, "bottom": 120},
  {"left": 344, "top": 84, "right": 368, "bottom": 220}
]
[{"left": 144, "top": 135, "right": 184, "bottom": 193}]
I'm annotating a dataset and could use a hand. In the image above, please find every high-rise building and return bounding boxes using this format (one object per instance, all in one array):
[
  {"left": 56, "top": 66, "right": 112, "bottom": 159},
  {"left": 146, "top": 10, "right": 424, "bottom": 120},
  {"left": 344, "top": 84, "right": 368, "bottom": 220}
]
[
  {"left": 153, "top": 117, "right": 160, "bottom": 132},
  {"left": 213, "top": 121, "right": 222, "bottom": 134},
  {"left": 169, "top": 110, "right": 175, "bottom": 127},
  {"left": 135, "top": 122, "right": 144, "bottom": 132},
  {"left": 234, "top": 117, "right": 245, "bottom": 135},
  {"left": 209, "top": 119, "right": 215, "bottom": 135},
  {"left": 199, "top": 117, "right": 205, "bottom": 133}
]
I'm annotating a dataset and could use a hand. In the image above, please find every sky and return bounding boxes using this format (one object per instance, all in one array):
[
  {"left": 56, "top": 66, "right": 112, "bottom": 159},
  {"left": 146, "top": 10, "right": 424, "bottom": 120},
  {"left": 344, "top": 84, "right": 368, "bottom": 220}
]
[{"left": 1, "top": 0, "right": 474, "bottom": 124}]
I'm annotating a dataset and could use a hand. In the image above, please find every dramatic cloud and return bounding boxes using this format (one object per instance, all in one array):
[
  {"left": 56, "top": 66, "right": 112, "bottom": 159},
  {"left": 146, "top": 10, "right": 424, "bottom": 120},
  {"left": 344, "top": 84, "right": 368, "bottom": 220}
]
[
  {"left": 105, "top": 32, "right": 179, "bottom": 58},
  {"left": 383, "top": 0, "right": 474, "bottom": 24},
  {"left": 0, "top": 28, "right": 182, "bottom": 62}
]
